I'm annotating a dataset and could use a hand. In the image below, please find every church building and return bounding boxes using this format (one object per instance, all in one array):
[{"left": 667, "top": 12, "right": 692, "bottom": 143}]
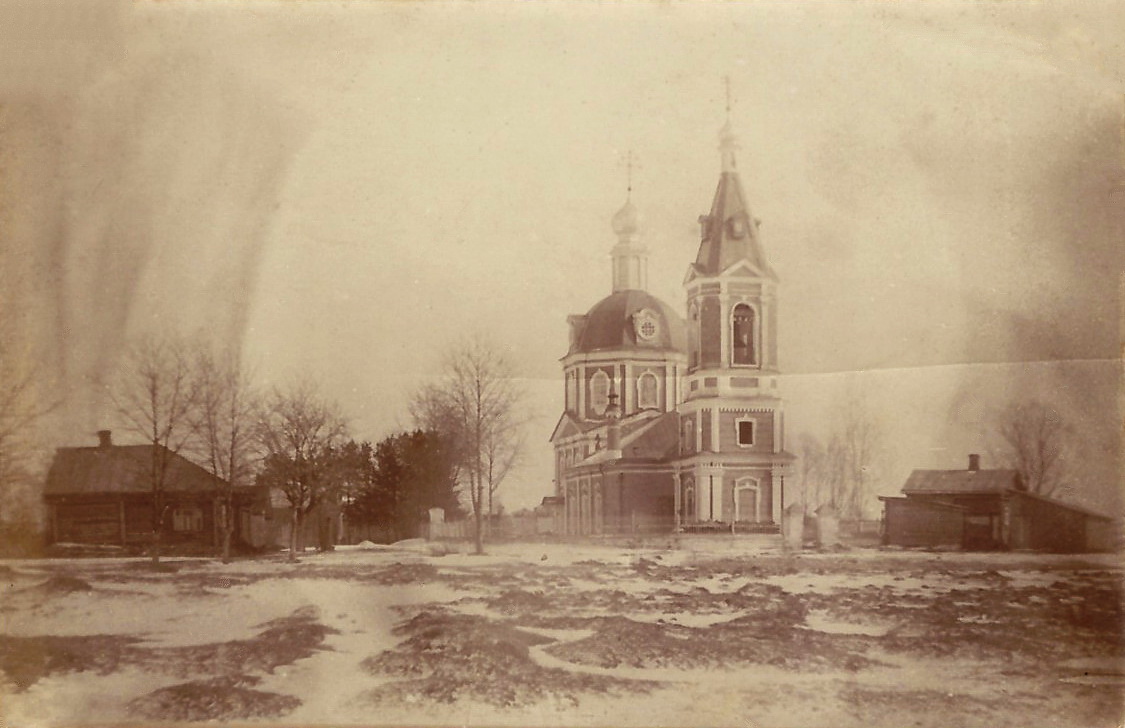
[{"left": 550, "top": 120, "right": 796, "bottom": 535}]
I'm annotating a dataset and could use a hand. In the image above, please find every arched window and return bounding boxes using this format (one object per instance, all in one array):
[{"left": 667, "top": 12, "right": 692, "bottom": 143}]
[
  {"left": 682, "top": 480, "right": 696, "bottom": 522},
  {"left": 637, "top": 371, "right": 659, "bottom": 409},
  {"left": 566, "top": 370, "right": 577, "bottom": 412},
  {"left": 732, "top": 303, "right": 757, "bottom": 366},
  {"left": 590, "top": 370, "right": 610, "bottom": 416}
]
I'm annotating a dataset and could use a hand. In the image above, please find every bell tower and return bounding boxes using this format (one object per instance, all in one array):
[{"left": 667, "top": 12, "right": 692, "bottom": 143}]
[{"left": 674, "top": 100, "right": 793, "bottom": 531}]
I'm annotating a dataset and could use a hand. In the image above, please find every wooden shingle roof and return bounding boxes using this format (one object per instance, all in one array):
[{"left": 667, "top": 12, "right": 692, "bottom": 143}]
[
  {"left": 44, "top": 445, "right": 225, "bottom": 496},
  {"left": 902, "top": 468, "right": 1020, "bottom": 495}
]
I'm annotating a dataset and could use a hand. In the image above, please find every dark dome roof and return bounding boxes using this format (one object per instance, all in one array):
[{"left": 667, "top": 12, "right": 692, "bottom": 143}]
[{"left": 572, "top": 290, "right": 686, "bottom": 354}]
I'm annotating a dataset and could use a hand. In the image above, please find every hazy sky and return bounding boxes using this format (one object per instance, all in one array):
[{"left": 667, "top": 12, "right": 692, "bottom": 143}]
[{"left": 3, "top": 0, "right": 1122, "bottom": 511}]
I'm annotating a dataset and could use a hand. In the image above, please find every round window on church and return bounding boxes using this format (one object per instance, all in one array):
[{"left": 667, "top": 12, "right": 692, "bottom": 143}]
[{"left": 634, "top": 310, "right": 659, "bottom": 342}]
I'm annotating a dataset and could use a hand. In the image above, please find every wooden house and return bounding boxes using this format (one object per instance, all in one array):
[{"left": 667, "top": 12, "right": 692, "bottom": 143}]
[
  {"left": 44, "top": 430, "right": 271, "bottom": 552},
  {"left": 882, "top": 454, "right": 1117, "bottom": 552}
]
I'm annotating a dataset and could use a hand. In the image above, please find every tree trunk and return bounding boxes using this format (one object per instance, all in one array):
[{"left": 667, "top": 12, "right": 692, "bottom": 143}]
[
  {"left": 220, "top": 499, "right": 233, "bottom": 564},
  {"left": 150, "top": 527, "right": 161, "bottom": 564},
  {"left": 222, "top": 528, "right": 232, "bottom": 564},
  {"left": 473, "top": 481, "right": 484, "bottom": 555},
  {"left": 150, "top": 503, "right": 165, "bottom": 565},
  {"left": 289, "top": 508, "right": 299, "bottom": 562}
]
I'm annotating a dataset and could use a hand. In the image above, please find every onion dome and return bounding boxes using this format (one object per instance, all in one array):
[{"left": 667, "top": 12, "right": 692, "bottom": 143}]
[{"left": 611, "top": 199, "right": 641, "bottom": 237}]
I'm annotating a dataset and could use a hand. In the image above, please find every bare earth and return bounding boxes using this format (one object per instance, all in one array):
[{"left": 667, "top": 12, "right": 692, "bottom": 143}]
[{"left": 1, "top": 541, "right": 1121, "bottom": 727}]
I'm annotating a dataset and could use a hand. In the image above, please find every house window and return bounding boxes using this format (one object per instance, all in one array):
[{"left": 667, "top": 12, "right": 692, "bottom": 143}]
[
  {"left": 736, "top": 418, "right": 755, "bottom": 447},
  {"left": 682, "top": 482, "right": 696, "bottom": 521},
  {"left": 172, "top": 506, "right": 203, "bottom": 532},
  {"left": 732, "top": 303, "right": 757, "bottom": 365},
  {"left": 566, "top": 370, "right": 577, "bottom": 411},
  {"left": 637, "top": 372, "right": 659, "bottom": 409},
  {"left": 590, "top": 370, "right": 610, "bottom": 416}
]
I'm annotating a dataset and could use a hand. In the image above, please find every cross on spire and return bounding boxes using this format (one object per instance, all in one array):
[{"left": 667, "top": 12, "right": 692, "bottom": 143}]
[
  {"left": 724, "top": 75, "right": 732, "bottom": 121},
  {"left": 618, "top": 149, "right": 641, "bottom": 201}
]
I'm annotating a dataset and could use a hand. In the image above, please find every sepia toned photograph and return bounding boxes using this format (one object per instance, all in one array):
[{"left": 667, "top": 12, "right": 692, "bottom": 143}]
[{"left": 0, "top": 1, "right": 1122, "bottom": 726}]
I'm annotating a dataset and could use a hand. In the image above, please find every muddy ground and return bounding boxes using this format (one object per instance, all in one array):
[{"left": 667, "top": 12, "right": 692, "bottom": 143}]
[{"left": 0, "top": 542, "right": 1121, "bottom": 727}]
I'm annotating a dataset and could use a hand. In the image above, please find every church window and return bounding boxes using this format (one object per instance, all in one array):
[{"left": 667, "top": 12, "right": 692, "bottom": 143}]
[
  {"left": 736, "top": 418, "right": 755, "bottom": 447},
  {"left": 637, "top": 372, "right": 659, "bottom": 409},
  {"left": 590, "top": 370, "right": 610, "bottom": 416},
  {"left": 732, "top": 303, "right": 757, "bottom": 366}
]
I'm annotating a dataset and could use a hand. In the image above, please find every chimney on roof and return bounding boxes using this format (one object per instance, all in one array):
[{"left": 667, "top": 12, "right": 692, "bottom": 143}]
[
  {"left": 97, "top": 430, "right": 112, "bottom": 448},
  {"left": 968, "top": 453, "right": 980, "bottom": 472}
]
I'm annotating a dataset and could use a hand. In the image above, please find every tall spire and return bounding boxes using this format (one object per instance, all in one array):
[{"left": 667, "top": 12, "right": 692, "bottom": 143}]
[
  {"left": 690, "top": 84, "right": 776, "bottom": 279},
  {"left": 719, "top": 76, "right": 740, "bottom": 173}
]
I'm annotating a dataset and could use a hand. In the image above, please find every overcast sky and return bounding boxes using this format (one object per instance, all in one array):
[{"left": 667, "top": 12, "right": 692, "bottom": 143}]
[{"left": 3, "top": 0, "right": 1122, "bottom": 512}]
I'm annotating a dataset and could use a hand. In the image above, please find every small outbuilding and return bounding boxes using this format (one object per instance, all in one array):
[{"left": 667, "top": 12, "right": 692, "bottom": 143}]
[{"left": 882, "top": 454, "right": 1117, "bottom": 553}]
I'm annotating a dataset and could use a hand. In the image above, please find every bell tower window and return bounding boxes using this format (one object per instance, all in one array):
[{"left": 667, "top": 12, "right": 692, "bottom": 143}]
[
  {"left": 590, "top": 370, "right": 610, "bottom": 416},
  {"left": 732, "top": 303, "right": 757, "bottom": 366},
  {"left": 736, "top": 417, "right": 755, "bottom": 446}
]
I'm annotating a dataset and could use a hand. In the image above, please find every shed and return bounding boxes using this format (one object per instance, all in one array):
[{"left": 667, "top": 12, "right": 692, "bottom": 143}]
[{"left": 1004, "top": 490, "right": 1118, "bottom": 553}]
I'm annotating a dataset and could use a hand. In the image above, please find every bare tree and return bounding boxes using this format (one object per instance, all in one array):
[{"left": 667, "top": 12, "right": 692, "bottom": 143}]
[
  {"left": 256, "top": 380, "right": 347, "bottom": 561},
  {"left": 0, "top": 303, "right": 56, "bottom": 527},
  {"left": 193, "top": 346, "right": 262, "bottom": 562},
  {"left": 795, "top": 432, "right": 827, "bottom": 514},
  {"left": 994, "top": 399, "right": 1070, "bottom": 496},
  {"left": 111, "top": 334, "right": 200, "bottom": 564},
  {"left": 411, "top": 336, "right": 525, "bottom": 554},
  {"left": 823, "top": 381, "right": 884, "bottom": 521}
]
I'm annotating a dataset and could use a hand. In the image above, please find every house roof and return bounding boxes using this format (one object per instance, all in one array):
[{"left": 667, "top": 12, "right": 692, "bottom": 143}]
[
  {"left": 1005, "top": 489, "right": 1117, "bottom": 521},
  {"left": 902, "top": 468, "right": 1020, "bottom": 495},
  {"left": 44, "top": 444, "right": 226, "bottom": 496}
]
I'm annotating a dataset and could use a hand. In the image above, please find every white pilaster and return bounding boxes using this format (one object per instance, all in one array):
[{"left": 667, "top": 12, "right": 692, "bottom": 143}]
[
  {"left": 577, "top": 364, "right": 586, "bottom": 418},
  {"left": 771, "top": 470, "right": 782, "bottom": 524},
  {"left": 624, "top": 362, "right": 633, "bottom": 414}
]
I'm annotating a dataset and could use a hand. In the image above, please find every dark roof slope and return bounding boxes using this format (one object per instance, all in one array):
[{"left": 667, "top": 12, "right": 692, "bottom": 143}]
[
  {"left": 45, "top": 445, "right": 225, "bottom": 496},
  {"left": 902, "top": 469, "right": 1020, "bottom": 495},
  {"left": 692, "top": 172, "right": 776, "bottom": 279},
  {"left": 619, "top": 411, "right": 681, "bottom": 461},
  {"left": 570, "top": 290, "right": 686, "bottom": 355},
  {"left": 1005, "top": 489, "right": 1116, "bottom": 521}
]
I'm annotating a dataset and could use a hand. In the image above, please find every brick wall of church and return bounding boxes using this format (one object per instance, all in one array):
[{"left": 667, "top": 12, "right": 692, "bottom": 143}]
[{"left": 717, "top": 410, "right": 775, "bottom": 452}]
